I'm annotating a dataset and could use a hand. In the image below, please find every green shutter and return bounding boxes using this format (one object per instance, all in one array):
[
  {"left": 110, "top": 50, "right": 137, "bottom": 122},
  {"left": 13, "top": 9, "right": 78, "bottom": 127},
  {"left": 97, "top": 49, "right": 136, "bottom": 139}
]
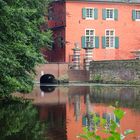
[
  {"left": 82, "top": 116, "right": 87, "bottom": 126},
  {"left": 114, "top": 9, "right": 118, "bottom": 20},
  {"left": 94, "top": 8, "right": 98, "bottom": 19},
  {"left": 81, "top": 36, "right": 86, "bottom": 48},
  {"left": 103, "top": 113, "right": 107, "bottom": 119},
  {"left": 95, "top": 36, "right": 99, "bottom": 48},
  {"left": 115, "top": 37, "right": 119, "bottom": 49},
  {"left": 132, "top": 10, "right": 136, "bottom": 21},
  {"left": 116, "top": 116, "right": 120, "bottom": 124},
  {"left": 82, "top": 8, "right": 86, "bottom": 19},
  {"left": 102, "top": 36, "right": 106, "bottom": 48},
  {"left": 102, "top": 9, "right": 106, "bottom": 20}
]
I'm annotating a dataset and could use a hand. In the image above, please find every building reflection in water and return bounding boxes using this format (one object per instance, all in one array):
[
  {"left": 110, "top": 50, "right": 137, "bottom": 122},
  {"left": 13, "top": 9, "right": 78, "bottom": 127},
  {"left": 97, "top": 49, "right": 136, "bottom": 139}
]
[
  {"left": 23, "top": 85, "right": 140, "bottom": 140},
  {"left": 36, "top": 104, "right": 66, "bottom": 140}
]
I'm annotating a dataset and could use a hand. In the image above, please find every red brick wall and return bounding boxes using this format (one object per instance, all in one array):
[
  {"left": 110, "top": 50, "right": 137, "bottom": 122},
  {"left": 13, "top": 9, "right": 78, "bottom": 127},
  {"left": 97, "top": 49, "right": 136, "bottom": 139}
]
[
  {"left": 35, "top": 63, "right": 90, "bottom": 82},
  {"left": 35, "top": 63, "right": 69, "bottom": 82},
  {"left": 44, "top": 1, "right": 66, "bottom": 62},
  {"left": 44, "top": 28, "right": 66, "bottom": 62},
  {"left": 65, "top": 1, "right": 140, "bottom": 61}
]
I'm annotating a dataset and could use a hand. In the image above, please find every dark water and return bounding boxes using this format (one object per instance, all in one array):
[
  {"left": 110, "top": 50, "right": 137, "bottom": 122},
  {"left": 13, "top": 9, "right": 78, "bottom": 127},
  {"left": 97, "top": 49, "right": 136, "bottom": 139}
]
[{"left": 1, "top": 84, "right": 140, "bottom": 140}]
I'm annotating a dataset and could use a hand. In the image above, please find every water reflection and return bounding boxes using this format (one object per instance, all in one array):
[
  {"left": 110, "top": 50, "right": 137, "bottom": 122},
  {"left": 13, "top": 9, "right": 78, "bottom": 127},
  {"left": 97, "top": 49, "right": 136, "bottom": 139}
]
[
  {"left": 90, "top": 86, "right": 140, "bottom": 110},
  {"left": 0, "top": 99, "right": 46, "bottom": 140},
  {"left": 36, "top": 104, "right": 66, "bottom": 140},
  {"left": 7, "top": 85, "right": 140, "bottom": 140},
  {"left": 40, "top": 85, "right": 55, "bottom": 93},
  {"left": 66, "top": 86, "right": 140, "bottom": 140}
]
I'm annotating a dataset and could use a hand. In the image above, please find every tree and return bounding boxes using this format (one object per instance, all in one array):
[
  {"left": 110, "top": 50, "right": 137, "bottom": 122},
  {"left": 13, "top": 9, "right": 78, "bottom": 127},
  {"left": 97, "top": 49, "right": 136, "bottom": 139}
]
[{"left": 0, "top": 0, "right": 52, "bottom": 95}]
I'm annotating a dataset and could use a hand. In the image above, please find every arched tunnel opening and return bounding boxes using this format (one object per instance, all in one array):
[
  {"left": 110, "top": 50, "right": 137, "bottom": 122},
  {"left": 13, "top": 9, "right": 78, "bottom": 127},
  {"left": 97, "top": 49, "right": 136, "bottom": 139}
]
[
  {"left": 40, "top": 74, "right": 57, "bottom": 93},
  {"left": 40, "top": 74, "right": 57, "bottom": 84}
]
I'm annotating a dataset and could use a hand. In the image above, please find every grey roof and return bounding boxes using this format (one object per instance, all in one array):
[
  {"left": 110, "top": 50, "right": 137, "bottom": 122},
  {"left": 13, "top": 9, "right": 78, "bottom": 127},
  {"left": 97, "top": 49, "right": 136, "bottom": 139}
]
[{"left": 66, "top": 0, "right": 140, "bottom": 4}]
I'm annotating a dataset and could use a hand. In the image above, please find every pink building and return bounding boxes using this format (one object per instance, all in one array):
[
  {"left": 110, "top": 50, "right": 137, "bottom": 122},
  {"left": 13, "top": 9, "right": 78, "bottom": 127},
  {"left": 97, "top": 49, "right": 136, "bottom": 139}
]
[{"left": 44, "top": 0, "right": 140, "bottom": 63}]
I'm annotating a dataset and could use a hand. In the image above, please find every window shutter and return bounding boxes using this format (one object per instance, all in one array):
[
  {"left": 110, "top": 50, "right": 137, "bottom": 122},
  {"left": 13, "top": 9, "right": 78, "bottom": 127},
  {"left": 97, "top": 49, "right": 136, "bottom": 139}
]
[
  {"left": 82, "top": 116, "right": 87, "bottom": 126},
  {"left": 114, "top": 9, "right": 118, "bottom": 20},
  {"left": 81, "top": 36, "right": 86, "bottom": 48},
  {"left": 82, "top": 8, "right": 86, "bottom": 19},
  {"left": 116, "top": 116, "right": 120, "bottom": 124},
  {"left": 132, "top": 10, "right": 136, "bottom": 21},
  {"left": 115, "top": 37, "right": 119, "bottom": 49},
  {"left": 94, "top": 8, "right": 98, "bottom": 19},
  {"left": 95, "top": 36, "right": 99, "bottom": 48},
  {"left": 102, "top": 36, "right": 106, "bottom": 48},
  {"left": 103, "top": 113, "right": 107, "bottom": 119},
  {"left": 102, "top": 9, "right": 106, "bottom": 20}
]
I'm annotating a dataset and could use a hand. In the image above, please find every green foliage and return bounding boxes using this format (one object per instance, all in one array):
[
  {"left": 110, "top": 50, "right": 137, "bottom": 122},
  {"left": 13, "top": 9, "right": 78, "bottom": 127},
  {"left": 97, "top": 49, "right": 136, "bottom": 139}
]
[
  {"left": 78, "top": 107, "right": 134, "bottom": 140},
  {"left": 92, "top": 74, "right": 102, "bottom": 83},
  {"left": 58, "top": 74, "right": 69, "bottom": 83},
  {"left": 114, "top": 109, "right": 125, "bottom": 121},
  {"left": 0, "top": 97, "right": 47, "bottom": 140},
  {"left": 0, "top": 0, "right": 52, "bottom": 95},
  {"left": 124, "top": 129, "right": 135, "bottom": 136}
]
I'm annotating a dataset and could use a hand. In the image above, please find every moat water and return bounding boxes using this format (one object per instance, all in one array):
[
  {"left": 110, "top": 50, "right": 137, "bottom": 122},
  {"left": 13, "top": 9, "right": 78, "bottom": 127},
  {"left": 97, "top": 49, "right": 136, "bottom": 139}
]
[{"left": 1, "top": 84, "right": 140, "bottom": 140}]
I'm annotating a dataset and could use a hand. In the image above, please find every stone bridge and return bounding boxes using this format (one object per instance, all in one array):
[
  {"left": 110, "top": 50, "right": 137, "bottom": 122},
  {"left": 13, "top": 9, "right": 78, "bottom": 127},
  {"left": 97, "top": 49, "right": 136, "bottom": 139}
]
[
  {"left": 35, "top": 63, "right": 69, "bottom": 83},
  {"left": 35, "top": 63, "right": 89, "bottom": 83}
]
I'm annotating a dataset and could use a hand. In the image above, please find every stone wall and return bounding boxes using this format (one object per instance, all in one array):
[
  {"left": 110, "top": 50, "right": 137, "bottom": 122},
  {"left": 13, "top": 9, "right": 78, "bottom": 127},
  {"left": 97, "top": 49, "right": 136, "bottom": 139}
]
[
  {"left": 68, "top": 70, "right": 89, "bottom": 82},
  {"left": 35, "top": 63, "right": 89, "bottom": 83},
  {"left": 89, "top": 59, "right": 140, "bottom": 84}
]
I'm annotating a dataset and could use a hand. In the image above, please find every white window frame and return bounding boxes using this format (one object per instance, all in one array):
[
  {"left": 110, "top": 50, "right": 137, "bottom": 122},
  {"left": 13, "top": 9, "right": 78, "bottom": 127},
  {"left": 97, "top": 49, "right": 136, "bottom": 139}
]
[
  {"left": 104, "top": 113, "right": 117, "bottom": 130},
  {"left": 85, "top": 29, "right": 95, "bottom": 48},
  {"left": 83, "top": 116, "right": 93, "bottom": 131},
  {"left": 106, "top": 8, "right": 114, "bottom": 20},
  {"left": 135, "top": 9, "right": 140, "bottom": 21},
  {"left": 85, "top": 7, "right": 95, "bottom": 19},
  {"left": 105, "top": 29, "right": 115, "bottom": 48}
]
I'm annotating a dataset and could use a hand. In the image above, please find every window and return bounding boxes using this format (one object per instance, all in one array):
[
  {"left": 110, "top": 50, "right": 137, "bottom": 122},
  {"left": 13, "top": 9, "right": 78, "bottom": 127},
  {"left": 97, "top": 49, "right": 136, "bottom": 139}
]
[
  {"left": 136, "top": 10, "right": 140, "bottom": 20},
  {"left": 102, "top": 9, "right": 118, "bottom": 20},
  {"left": 132, "top": 9, "right": 140, "bottom": 21},
  {"left": 82, "top": 29, "right": 99, "bottom": 49},
  {"left": 57, "top": 36, "right": 64, "bottom": 48},
  {"left": 48, "top": 7, "right": 54, "bottom": 20},
  {"left": 85, "top": 29, "right": 95, "bottom": 48},
  {"left": 86, "top": 8, "right": 94, "bottom": 18},
  {"left": 103, "top": 113, "right": 119, "bottom": 130},
  {"left": 82, "top": 113, "right": 100, "bottom": 131},
  {"left": 82, "top": 8, "right": 98, "bottom": 19},
  {"left": 106, "top": 9, "right": 114, "bottom": 19},
  {"left": 102, "top": 30, "right": 119, "bottom": 49},
  {"left": 105, "top": 29, "right": 115, "bottom": 48}
]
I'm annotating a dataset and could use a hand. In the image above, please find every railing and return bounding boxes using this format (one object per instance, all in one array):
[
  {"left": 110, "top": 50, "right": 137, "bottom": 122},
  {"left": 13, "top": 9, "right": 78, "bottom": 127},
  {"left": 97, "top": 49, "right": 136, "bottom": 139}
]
[{"left": 48, "top": 20, "right": 65, "bottom": 29}]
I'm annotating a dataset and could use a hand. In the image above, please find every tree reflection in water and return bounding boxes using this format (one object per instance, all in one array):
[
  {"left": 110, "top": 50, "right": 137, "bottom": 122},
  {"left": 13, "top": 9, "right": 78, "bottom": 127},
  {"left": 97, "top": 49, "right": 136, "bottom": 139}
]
[{"left": 0, "top": 98, "right": 47, "bottom": 140}]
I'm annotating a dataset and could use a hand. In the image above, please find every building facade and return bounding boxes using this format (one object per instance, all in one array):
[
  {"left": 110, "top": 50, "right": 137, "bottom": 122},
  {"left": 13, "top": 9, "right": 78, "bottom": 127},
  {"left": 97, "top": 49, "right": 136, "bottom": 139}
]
[{"left": 45, "top": 0, "right": 140, "bottom": 64}]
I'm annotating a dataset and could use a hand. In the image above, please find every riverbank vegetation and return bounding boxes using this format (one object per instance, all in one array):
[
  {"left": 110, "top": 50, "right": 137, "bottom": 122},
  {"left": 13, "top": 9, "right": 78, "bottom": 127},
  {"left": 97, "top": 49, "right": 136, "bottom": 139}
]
[{"left": 0, "top": 0, "right": 52, "bottom": 96}]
